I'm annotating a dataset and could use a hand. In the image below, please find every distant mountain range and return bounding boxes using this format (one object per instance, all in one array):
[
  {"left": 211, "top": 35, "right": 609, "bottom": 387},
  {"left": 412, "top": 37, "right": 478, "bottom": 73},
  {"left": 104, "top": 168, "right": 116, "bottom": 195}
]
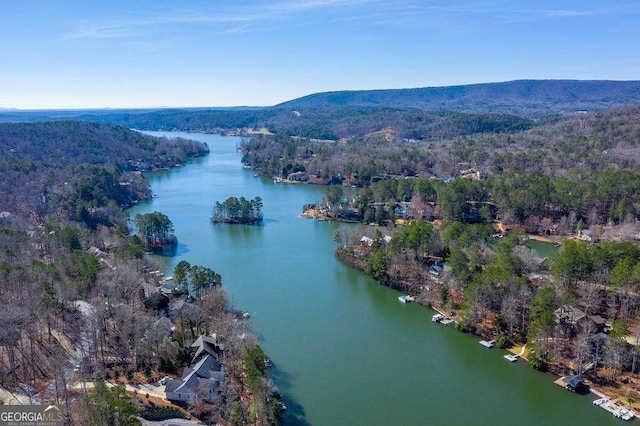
[
  {"left": 275, "top": 80, "right": 640, "bottom": 116},
  {"left": 3, "top": 80, "right": 640, "bottom": 139}
]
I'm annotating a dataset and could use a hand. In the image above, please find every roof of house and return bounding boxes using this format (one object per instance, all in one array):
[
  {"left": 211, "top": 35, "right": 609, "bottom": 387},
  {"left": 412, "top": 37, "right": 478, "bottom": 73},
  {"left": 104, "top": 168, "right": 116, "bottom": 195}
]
[
  {"left": 589, "top": 315, "right": 606, "bottom": 325},
  {"left": 360, "top": 236, "right": 374, "bottom": 246},
  {"left": 166, "top": 354, "right": 225, "bottom": 397},
  {"left": 553, "top": 306, "right": 586, "bottom": 324},
  {"left": 191, "top": 335, "right": 223, "bottom": 363},
  {"left": 562, "top": 374, "right": 584, "bottom": 388}
]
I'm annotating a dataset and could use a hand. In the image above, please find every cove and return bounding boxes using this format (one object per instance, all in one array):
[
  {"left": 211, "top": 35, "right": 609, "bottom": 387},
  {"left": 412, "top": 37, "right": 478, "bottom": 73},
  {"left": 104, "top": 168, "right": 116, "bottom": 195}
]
[{"left": 128, "top": 131, "right": 618, "bottom": 425}]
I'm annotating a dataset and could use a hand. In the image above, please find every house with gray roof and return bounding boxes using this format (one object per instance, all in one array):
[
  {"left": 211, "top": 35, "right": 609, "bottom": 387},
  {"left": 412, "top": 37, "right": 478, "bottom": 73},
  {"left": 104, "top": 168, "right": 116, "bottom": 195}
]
[
  {"left": 553, "top": 305, "right": 586, "bottom": 326},
  {"left": 190, "top": 335, "right": 224, "bottom": 364},
  {"left": 165, "top": 354, "right": 226, "bottom": 405}
]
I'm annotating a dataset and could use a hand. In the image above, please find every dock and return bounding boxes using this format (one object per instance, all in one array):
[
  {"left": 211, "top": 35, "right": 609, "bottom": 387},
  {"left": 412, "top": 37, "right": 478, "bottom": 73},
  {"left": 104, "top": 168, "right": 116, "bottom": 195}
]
[
  {"left": 479, "top": 340, "right": 496, "bottom": 348},
  {"left": 399, "top": 295, "right": 415, "bottom": 303},
  {"left": 599, "top": 400, "right": 635, "bottom": 421},
  {"left": 432, "top": 313, "right": 455, "bottom": 326}
]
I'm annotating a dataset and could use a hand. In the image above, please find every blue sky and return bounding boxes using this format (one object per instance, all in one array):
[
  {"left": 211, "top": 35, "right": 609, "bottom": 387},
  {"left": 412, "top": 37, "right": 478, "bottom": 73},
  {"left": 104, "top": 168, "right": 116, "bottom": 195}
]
[{"left": 1, "top": 0, "right": 639, "bottom": 109}]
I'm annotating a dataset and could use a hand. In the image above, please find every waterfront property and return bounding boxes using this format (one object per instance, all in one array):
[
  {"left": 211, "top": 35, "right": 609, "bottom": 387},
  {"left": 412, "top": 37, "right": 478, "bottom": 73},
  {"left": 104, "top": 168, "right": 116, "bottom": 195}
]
[
  {"left": 165, "top": 354, "right": 226, "bottom": 404},
  {"left": 165, "top": 335, "right": 227, "bottom": 404},
  {"left": 554, "top": 375, "right": 587, "bottom": 393},
  {"left": 399, "top": 295, "right": 415, "bottom": 303},
  {"left": 599, "top": 399, "right": 635, "bottom": 420},
  {"left": 504, "top": 354, "right": 518, "bottom": 362}
]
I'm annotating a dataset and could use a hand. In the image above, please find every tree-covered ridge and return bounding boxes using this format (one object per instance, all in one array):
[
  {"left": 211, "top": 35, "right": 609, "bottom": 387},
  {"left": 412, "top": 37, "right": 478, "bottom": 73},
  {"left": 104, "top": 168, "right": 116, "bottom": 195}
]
[
  {"left": 212, "top": 196, "right": 263, "bottom": 224},
  {"left": 311, "top": 168, "right": 640, "bottom": 240},
  {"left": 0, "top": 121, "right": 208, "bottom": 168},
  {"left": 241, "top": 104, "right": 640, "bottom": 184},
  {"left": 1, "top": 106, "right": 535, "bottom": 141},
  {"left": 276, "top": 80, "right": 640, "bottom": 116},
  {"left": 0, "top": 121, "right": 208, "bottom": 226}
]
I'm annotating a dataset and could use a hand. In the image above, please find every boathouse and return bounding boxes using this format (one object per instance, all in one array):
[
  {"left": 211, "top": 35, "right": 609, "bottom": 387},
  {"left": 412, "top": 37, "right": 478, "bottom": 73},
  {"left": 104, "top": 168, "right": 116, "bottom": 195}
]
[{"left": 562, "top": 374, "right": 587, "bottom": 393}]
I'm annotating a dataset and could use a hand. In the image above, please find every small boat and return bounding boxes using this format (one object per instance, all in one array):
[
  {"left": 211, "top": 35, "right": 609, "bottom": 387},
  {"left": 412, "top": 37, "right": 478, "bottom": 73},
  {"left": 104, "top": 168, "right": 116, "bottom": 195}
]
[
  {"left": 479, "top": 340, "right": 496, "bottom": 348},
  {"left": 398, "top": 295, "right": 415, "bottom": 303},
  {"left": 621, "top": 410, "right": 634, "bottom": 421},
  {"left": 432, "top": 313, "right": 444, "bottom": 323},
  {"left": 504, "top": 354, "right": 518, "bottom": 362},
  {"left": 614, "top": 409, "right": 634, "bottom": 420},
  {"left": 593, "top": 397, "right": 609, "bottom": 406}
]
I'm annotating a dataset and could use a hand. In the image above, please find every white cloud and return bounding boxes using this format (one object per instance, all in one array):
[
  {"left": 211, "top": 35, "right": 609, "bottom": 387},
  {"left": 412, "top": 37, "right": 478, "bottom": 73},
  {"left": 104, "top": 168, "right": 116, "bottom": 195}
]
[
  {"left": 68, "top": 13, "right": 259, "bottom": 40},
  {"left": 66, "top": 0, "right": 380, "bottom": 40}
]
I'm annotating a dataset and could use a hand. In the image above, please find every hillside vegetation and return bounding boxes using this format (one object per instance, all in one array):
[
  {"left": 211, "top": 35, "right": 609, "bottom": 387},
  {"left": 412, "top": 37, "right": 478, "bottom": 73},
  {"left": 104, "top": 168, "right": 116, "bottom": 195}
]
[
  {"left": 0, "top": 122, "right": 208, "bottom": 226},
  {"left": 0, "top": 107, "right": 534, "bottom": 141},
  {"left": 0, "top": 122, "right": 279, "bottom": 424},
  {"left": 276, "top": 80, "right": 640, "bottom": 116},
  {"left": 4, "top": 80, "right": 640, "bottom": 141}
]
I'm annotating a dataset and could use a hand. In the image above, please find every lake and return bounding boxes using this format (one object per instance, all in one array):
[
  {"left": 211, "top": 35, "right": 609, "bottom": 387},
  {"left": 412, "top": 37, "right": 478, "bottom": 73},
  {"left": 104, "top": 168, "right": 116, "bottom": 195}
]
[{"left": 129, "top": 131, "right": 617, "bottom": 425}]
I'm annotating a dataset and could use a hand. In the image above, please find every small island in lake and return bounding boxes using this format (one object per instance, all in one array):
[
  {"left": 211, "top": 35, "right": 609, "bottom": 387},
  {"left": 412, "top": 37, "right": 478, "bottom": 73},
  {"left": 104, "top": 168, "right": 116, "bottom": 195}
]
[
  {"left": 212, "top": 196, "right": 263, "bottom": 224},
  {"left": 134, "top": 211, "right": 178, "bottom": 250}
]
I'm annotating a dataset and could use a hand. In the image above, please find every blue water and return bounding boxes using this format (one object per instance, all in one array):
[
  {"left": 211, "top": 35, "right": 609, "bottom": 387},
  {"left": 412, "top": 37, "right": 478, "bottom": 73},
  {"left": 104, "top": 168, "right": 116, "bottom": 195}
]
[{"left": 129, "top": 131, "right": 619, "bottom": 426}]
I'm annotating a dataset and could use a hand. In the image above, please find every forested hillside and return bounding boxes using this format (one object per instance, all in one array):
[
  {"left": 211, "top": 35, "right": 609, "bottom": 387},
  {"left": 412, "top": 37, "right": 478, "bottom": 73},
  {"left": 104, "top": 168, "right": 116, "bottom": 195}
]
[
  {"left": 0, "top": 122, "right": 208, "bottom": 227},
  {"left": 0, "top": 122, "right": 279, "bottom": 424},
  {"left": 276, "top": 80, "right": 640, "bottom": 116},
  {"left": 0, "top": 107, "right": 535, "bottom": 141},
  {"left": 242, "top": 104, "right": 640, "bottom": 236},
  {"left": 3, "top": 80, "right": 640, "bottom": 141}
]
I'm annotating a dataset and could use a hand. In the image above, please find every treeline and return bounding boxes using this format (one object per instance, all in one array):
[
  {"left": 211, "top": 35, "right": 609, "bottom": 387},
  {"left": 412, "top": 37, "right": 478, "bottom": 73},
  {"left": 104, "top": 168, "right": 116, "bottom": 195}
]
[
  {"left": 338, "top": 220, "right": 640, "bottom": 380},
  {"left": 133, "top": 212, "right": 177, "bottom": 249},
  {"left": 5, "top": 106, "right": 535, "bottom": 141},
  {"left": 275, "top": 80, "right": 640, "bottom": 116},
  {"left": 0, "top": 122, "right": 208, "bottom": 226},
  {"left": 240, "top": 104, "right": 640, "bottom": 184},
  {"left": 212, "top": 196, "right": 263, "bottom": 224},
  {"left": 319, "top": 168, "right": 640, "bottom": 236},
  {"left": 173, "top": 260, "right": 221, "bottom": 297},
  {"left": 0, "top": 121, "right": 208, "bottom": 168}
]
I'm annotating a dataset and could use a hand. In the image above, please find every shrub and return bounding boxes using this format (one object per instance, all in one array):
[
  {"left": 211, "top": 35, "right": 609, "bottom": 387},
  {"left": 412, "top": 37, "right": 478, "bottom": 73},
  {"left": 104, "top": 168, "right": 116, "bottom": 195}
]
[{"left": 497, "top": 334, "right": 513, "bottom": 349}]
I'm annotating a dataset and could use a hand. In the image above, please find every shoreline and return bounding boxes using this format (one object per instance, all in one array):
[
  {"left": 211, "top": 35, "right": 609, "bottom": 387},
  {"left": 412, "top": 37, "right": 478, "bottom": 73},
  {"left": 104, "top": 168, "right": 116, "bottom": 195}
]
[{"left": 335, "top": 246, "right": 640, "bottom": 421}]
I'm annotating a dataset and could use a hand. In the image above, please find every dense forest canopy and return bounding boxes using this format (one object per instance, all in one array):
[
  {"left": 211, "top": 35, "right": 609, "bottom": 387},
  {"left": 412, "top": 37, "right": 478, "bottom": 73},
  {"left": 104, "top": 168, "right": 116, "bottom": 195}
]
[
  {"left": 240, "top": 104, "right": 640, "bottom": 184},
  {"left": 0, "top": 122, "right": 208, "bottom": 227},
  {"left": 0, "top": 121, "right": 207, "bottom": 167},
  {"left": 276, "top": 80, "right": 640, "bottom": 116},
  {"left": 0, "top": 106, "right": 537, "bottom": 141},
  {"left": 133, "top": 211, "right": 177, "bottom": 249},
  {"left": 212, "top": 196, "right": 263, "bottom": 224}
]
